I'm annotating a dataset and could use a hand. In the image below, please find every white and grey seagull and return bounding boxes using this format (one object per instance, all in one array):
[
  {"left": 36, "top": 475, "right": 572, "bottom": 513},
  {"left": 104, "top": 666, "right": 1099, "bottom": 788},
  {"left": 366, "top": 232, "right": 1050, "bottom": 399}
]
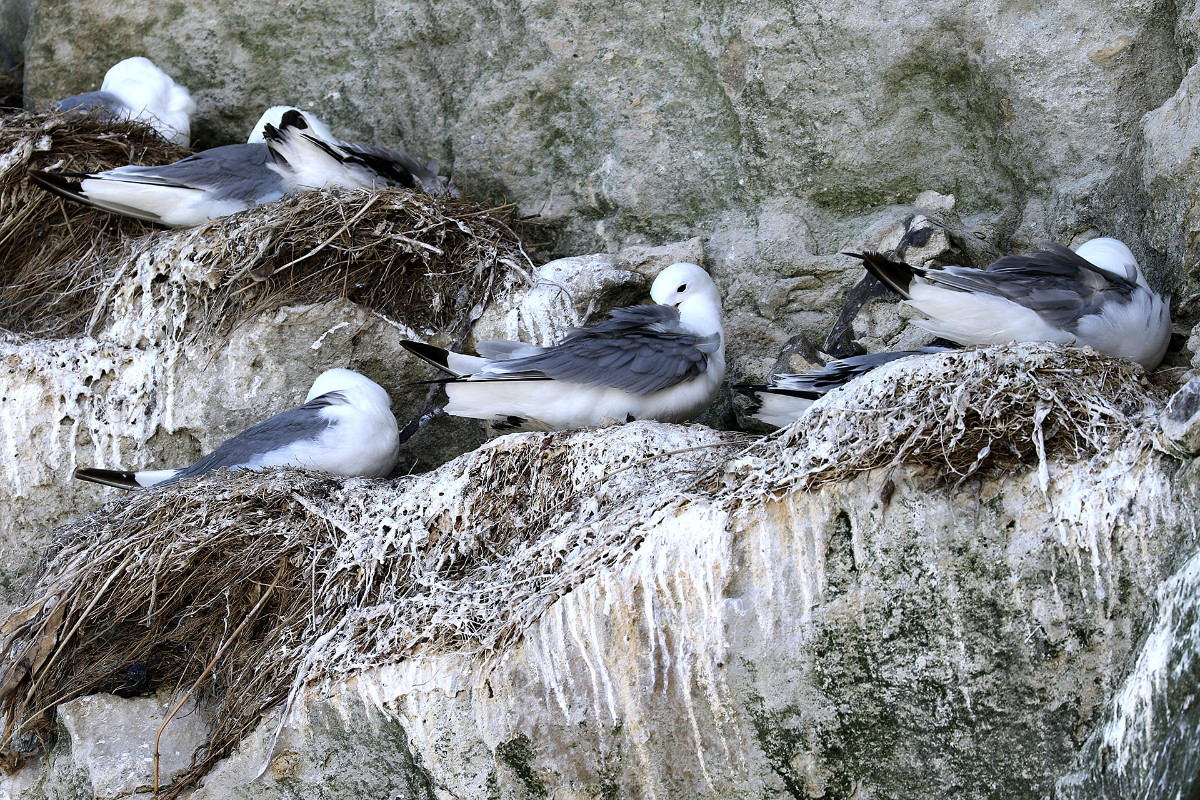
[
  {"left": 52, "top": 56, "right": 195, "bottom": 147},
  {"left": 847, "top": 237, "right": 1171, "bottom": 369},
  {"left": 30, "top": 106, "right": 455, "bottom": 226},
  {"left": 28, "top": 105, "right": 306, "bottom": 227},
  {"left": 401, "top": 262, "right": 725, "bottom": 430},
  {"left": 736, "top": 347, "right": 952, "bottom": 428},
  {"left": 73, "top": 368, "right": 400, "bottom": 489},
  {"left": 261, "top": 108, "right": 455, "bottom": 196}
]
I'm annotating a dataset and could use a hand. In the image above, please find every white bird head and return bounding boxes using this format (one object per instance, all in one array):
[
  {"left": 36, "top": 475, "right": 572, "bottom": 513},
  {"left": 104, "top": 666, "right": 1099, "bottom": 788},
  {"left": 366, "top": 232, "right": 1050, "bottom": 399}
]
[
  {"left": 247, "top": 105, "right": 339, "bottom": 145},
  {"left": 100, "top": 57, "right": 194, "bottom": 146},
  {"left": 1075, "top": 237, "right": 1147, "bottom": 289},
  {"left": 650, "top": 262, "right": 723, "bottom": 336},
  {"left": 306, "top": 368, "right": 392, "bottom": 409}
]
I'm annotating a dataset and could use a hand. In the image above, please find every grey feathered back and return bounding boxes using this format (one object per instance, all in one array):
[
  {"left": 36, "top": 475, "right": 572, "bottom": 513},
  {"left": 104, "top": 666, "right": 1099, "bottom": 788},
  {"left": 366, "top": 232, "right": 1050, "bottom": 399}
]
[
  {"left": 163, "top": 392, "right": 344, "bottom": 485},
  {"left": 481, "top": 304, "right": 720, "bottom": 396},
  {"left": 935, "top": 243, "right": 1138, "bottom": 330}
]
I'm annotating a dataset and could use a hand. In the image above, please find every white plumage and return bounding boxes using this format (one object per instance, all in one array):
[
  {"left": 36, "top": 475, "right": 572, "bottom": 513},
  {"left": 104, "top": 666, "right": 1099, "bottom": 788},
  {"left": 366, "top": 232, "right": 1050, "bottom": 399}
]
[
  {"left": 402, "top": 262, "right": 725, "bottom": 430},
  {"left": 73, "top": 368, "right": 399, "bottom": 490},
  {"left": 54, "top": 57, "right": 195, "bottom": 147},
  {"left": 853, "top": 237, "right": 1171, "bottom": 369}
]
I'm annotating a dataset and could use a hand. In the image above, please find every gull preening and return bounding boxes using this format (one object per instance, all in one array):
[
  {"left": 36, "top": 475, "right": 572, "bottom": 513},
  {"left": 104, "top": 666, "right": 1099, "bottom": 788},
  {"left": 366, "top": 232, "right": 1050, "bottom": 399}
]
[
  {"left": 27, "top": 105, "right": 305, "bottom": 226},
  {"left": 30, "top": 106, "right": 456, "bottom": 226},
  {"left": 736, "top": 347, "right": 952, "bottom": 428},
  {"left": 262, "top": 108, "right": 455, "bottom": 196},
  {"left": 401, "top": 262, "right": 725, "bottom": 430},
  {"left": 847, "top": 237, "right": 1171, "bottom": 369},
  {"left": 73, "top": 368, "right": 399, "bottom": 489},
  {"left": 53, "top": 56, "right": 195, "bottom": 147}
]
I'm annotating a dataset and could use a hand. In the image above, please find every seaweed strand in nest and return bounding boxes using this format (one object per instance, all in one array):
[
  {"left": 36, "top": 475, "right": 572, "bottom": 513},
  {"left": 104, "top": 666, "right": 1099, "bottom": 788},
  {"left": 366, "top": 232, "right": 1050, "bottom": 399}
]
[{"left": 0, "top": 109, "right": 192, "bottom": 333}]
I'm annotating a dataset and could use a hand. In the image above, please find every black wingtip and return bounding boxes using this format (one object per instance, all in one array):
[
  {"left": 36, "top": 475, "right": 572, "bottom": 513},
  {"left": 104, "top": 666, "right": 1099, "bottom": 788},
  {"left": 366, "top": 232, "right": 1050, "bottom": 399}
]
[
  {"left": 732, "top": 384, "right": 766, "bottom": 416},
  {"left": 400, "top": 340, "right": 453, "bottom": 373},
  {"left": 73, "top": 466, "right": 140, "bottom": 490},
  {"left": 261, "top": 121, "right": 283, "bottom": 144},
  {"left": 28, "top": 169, "right": 86, "bottom": 201},
  {"left": 846, "top": 250, "right": 919, "bottom": 299}
]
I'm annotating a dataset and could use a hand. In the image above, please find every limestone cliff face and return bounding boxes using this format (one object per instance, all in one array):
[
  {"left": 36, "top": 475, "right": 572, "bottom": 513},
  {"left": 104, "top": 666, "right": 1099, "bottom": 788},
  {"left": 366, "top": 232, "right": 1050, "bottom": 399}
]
[
  {"left": 3, "top": 0, "right": 1200, "bottom": 796},
  {"left": 4, "top": 360, "right": 1198, "bottom": 800},
  {"left": 19, "top": 0, "right": 1200, "bottom": 298}
]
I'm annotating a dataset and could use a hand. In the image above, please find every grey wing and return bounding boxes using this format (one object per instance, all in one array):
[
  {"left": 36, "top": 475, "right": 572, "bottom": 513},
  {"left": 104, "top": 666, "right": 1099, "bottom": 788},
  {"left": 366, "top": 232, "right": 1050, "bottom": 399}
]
[
  {"left": 168, "top": 393, "right": 342, "bottom": 483},
  {"left": 774, "top": 347, "right": 952, "bottom": 394},
  {"left": 101, "top": 144, "right": 283, "bottom": 203},
  {"left": 53, "top": 91, "right": 127, "bottom": 117},
  {"left": 479, "top": 305, "right": 718, "bottom": 396},
  {"left": 934, "top": 244, "right": 1136, "bottom": 329}
]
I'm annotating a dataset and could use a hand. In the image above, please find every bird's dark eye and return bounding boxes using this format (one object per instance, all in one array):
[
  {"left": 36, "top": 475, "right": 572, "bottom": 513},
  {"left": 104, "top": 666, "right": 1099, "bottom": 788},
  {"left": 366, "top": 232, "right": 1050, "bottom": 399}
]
[{"left": 677, "top": 283, "right": 687, "bottom": 292}]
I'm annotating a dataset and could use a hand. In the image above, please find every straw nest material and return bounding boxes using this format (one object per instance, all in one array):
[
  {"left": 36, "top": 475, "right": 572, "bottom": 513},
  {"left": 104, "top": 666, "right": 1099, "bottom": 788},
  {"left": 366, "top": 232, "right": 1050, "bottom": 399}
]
[
  {"left": 7, "top": 183, "right": 535, "bottom": 341},
  {"left": 727, "top": 343, "right": 1175, "bottom": 493},
  {"left": 0, "top": 66, "right": 21, "bottom": 109},
  {"left": 0, "top": 109, "right": 192, "bottom": 331},
  {"left": 0, "top": 424, "right": 742, "bottom": 794}
]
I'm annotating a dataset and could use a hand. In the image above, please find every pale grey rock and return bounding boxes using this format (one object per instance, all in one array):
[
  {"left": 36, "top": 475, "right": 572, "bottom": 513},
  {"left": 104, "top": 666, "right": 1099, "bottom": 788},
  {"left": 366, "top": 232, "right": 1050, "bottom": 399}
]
[
  {"left": 0, "top": 0, "right": 27, "bottom": 71},
  {"left": 1155, "top": 376, "right": 1200, "bottom": 457},
  {"left": 57, "top": 693, "right": 206, "bottom": 797},
  {"left": 1053, "top": 533, "right": 1200, "bottom": 800},
  {"left": 19, "top": 0, "right": 1190, "bottom": 287}
]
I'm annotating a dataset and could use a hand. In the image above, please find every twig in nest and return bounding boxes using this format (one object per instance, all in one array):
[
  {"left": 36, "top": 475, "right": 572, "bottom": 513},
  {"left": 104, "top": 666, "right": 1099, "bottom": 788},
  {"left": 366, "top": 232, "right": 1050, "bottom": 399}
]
[{"left": 154, "top": 557, "right": 286, "bottom": 797}]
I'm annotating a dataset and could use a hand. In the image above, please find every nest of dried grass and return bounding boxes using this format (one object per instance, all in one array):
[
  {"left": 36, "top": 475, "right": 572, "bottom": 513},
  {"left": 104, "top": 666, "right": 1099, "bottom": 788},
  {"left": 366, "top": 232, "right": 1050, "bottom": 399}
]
[
  {"left": 0, "top": 109, "right": 192, "bottom": 332},
  {"left": 0, "top": 425, "right": 741, "bottom": 795},
  {"left": 8, "top": 184, "right": 534, "bottom": 340},
  {"left": 733, "top": 344, "right": 1175, "bottom": 492},
  {"left": 0, "top": 65, "right": 21, "bottom": 109}
]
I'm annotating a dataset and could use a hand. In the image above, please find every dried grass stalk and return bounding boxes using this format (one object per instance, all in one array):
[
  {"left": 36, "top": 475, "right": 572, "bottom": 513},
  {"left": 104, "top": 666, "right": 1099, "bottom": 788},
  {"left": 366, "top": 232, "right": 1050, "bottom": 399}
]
[{"left": 0, "top": 109, "right": 192, "bottom": 333}]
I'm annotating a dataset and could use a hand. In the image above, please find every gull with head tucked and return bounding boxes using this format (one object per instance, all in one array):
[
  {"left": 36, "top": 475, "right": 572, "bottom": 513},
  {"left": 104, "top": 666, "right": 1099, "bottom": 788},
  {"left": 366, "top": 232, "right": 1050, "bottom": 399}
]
[
  {"left": 53, "top": 56, "right": 195, "bottom": 147},
  {"left": 846, "top": 237, "right": 1171, "bottom": 370},
  {"left": 261, "top": 108, "right": 456, "bottom": 197},
  {"left": 73, "top": 368, "right": 400, "bottom": 490},
  {"left": 402, "top": 262, "right": 725, "bottom": 430}
]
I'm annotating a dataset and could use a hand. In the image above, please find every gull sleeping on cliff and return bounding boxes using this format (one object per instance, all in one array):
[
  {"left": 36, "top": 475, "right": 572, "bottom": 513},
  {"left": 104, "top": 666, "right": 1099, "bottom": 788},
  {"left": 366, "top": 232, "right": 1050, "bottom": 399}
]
[
  {"left": 847, "top": 237, "right": 1171, "bottom": 369},
  {"left": 736, "top": 347, "right": 953, "bottom": 428},
  {"left": 401, "top": 262, "right": 725, "bottom": 430},
  {"left": 261, "top": 108, "right": 455, "bottom": 196},
  {"left": 52, "top": 56, "right": 195, "bottom": 147},
  {"left": 73, "top": 368, "right": 399, "bottom": 490}
]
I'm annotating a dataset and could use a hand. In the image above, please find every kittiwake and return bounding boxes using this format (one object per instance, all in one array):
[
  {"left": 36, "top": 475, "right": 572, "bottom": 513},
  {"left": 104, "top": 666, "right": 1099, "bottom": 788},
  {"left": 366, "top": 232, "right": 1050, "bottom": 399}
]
[
  {"left": 29, "top": 106, "right": 310, "bottom": 226},
  {"left": 262, "top": 109, "right": 455, "bottom": 196},
  {"left": 73, "top": 368, "right": 399, "bottom": 489},
  {"left": 401, "top": 262, "right": 725, "bottom": 430},
  {"left": 53, "top": 56, "right": 195, "bottom": 147},
  {"left": 736, "top": 347, "right": 953, "bottom": 428},
  {"left": 847, "top": 237, "right": 1171, "bottom": 369}
]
